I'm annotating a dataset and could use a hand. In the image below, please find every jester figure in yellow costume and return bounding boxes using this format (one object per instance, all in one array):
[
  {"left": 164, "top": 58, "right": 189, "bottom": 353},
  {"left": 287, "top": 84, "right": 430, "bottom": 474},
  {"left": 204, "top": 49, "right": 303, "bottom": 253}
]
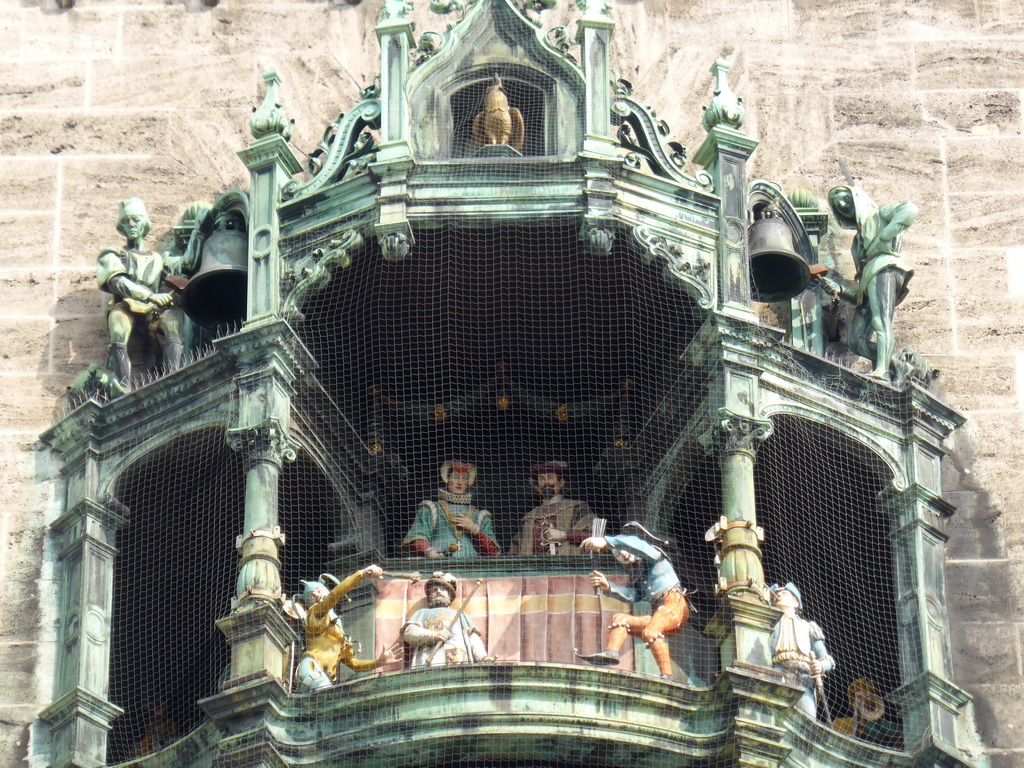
[{"left": 293, "top": 565, "right": 401, "bottom": 692}]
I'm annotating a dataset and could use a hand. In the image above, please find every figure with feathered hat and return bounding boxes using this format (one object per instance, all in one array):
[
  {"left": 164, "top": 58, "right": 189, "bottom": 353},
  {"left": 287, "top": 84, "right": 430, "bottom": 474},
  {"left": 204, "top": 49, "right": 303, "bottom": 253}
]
[
  {"left": 401, "top": 572, "right": 494, "bottom": 667},
  {"left": 288, "top": 565, "right": 402, "bottom": 693},
  {"left": 510, "top": 461, "right": 595, "bottom": 556},
  {"left": 769, "top": 582, "right": 835, "bottom": 719},
  {"left": 578, "top": 526, "right": 690, "bottom": 679},
  {"left": 403, "top": 461, "right": 499, "bottom": 558}
]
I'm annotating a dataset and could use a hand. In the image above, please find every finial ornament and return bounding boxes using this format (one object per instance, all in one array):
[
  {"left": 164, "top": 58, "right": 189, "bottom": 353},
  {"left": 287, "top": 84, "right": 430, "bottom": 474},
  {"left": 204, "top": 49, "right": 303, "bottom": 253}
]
[
  {"left": 381, "top": 0, "right": 414, "bottom": 19},
  {"left": 576, "top": 0, "right": 611, "bottom": 17},
  {"left": 702, "top": 58, "right": 745, "bottom": 132},
  {"left": 250, "top": 69, "right": 294, "bottom": 141}
]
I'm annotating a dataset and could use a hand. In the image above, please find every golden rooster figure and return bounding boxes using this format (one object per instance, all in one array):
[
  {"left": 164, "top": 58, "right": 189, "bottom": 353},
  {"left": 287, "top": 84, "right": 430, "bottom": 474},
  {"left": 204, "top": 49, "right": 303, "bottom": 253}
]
[{"left": 472, "top": 75, "right": 525, "bottom": 152}]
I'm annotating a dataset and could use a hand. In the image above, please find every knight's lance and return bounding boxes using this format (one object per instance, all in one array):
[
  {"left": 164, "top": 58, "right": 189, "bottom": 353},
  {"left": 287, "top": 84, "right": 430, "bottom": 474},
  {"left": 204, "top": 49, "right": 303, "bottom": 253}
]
[
  {"left": 426, "top": 577, "right": 485, "bottom": 665},
  {"left": 381, "top": 571, "right": 422, "bottom": 581}
]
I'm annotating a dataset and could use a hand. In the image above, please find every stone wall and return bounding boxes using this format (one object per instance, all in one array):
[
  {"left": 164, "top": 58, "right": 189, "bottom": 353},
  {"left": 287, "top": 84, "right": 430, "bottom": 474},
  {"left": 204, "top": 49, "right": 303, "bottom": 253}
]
[{"left": 1, "top": 0, "right": 1021, "bottom": 765}]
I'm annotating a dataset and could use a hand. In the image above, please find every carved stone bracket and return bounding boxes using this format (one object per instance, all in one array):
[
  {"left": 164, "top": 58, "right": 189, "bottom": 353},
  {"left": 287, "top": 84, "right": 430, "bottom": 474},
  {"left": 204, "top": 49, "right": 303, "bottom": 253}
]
[
  {"left": 227, "top": 422, "right": 297, "bottom": 467},
  {"left": 633, "top": 225, "right": 713, "bottom": 308},
  {"left": 380, "top": 231, "right": 413, "bottom": 262},
  {"left": 282, "top": 230, "right": 364, "bottom": 316},
  {"left": 582, "top": 224, "right": 616, "bottom": 256}
]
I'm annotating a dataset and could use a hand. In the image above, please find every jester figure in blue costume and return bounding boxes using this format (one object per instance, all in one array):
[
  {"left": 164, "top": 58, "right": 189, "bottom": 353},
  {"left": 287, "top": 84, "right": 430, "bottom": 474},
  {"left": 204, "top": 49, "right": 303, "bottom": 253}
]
[{"left": 579, "top": 527, "right": 690, "bottom": 679}]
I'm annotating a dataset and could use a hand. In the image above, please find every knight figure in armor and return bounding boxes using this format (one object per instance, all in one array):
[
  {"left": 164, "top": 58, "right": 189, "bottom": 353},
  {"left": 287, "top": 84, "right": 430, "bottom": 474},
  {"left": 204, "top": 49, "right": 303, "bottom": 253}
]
[{"left": 401, "top": 572, "right": 494, "bottom": 667}]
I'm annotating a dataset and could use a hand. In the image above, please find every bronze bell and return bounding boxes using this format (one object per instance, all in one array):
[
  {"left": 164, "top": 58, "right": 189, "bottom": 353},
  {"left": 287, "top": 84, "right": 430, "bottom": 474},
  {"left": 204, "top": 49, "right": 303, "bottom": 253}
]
[
  {"left": 182, "top": 224, "right": 248, "bottom": 328},
  {"left": 748, "top": 206, "right": 810, "bottom": 302}
]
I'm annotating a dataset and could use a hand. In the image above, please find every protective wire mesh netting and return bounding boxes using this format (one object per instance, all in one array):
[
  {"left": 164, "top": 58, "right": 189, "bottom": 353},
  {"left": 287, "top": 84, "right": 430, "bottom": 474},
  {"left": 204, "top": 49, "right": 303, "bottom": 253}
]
[
  {"left": 107, "top": 428, "right": 241, "bottom": 763},
  {"left": 104, "top": 215, "right": 915, "bottom": 763}
]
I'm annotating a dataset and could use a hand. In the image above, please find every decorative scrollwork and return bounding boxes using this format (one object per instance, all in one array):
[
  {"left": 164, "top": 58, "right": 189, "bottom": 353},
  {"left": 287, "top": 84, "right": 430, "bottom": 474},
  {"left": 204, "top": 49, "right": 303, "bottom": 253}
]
[
  {"left": 544, "top": 26, "right": 573, "bottom": 56},
  {"left": 613, "top": 96, "right": 713, "bottom": 193},
  {"left": 415, "top": 31, "right": 447, "bottom": 64},
  {"left": 633, "top": 225, "right": 712, "bottom": 308},
  {"left": 283, "top": 230, "right": 364, "bottom": 316},
  {"left": 284, "top": 96, "right": 382, "bottom": 200},
  {"left": 713, "top": 409, "right": 774, "bottom": 456}
]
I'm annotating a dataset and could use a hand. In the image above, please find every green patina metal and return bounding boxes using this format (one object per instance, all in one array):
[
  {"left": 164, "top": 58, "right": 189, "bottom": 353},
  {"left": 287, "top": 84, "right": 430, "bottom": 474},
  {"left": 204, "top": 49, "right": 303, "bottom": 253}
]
[{"left": 39, "top": 1, "right": 983, "bottom": 768}]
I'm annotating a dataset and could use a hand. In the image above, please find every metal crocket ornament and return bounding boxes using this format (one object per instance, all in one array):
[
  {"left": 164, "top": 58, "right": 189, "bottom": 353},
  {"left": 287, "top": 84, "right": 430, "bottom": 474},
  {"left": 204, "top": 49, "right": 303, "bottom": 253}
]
[{"left": 473, "top": 75, "right": 525, "bottom": 151}]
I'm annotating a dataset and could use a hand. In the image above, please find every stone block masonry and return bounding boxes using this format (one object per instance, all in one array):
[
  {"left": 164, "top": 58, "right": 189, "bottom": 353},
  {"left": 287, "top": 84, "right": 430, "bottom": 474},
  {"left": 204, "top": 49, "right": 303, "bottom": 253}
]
[{"left": 0, "top": 0, "right": 1022, "bottom": 764}]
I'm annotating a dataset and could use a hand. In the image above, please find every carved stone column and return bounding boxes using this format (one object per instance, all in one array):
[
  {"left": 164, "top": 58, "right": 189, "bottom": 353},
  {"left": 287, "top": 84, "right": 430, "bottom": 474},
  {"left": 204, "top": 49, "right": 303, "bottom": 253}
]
[
  {"left": 693, "top": 59, "right": 758, "bottom": 320},
  {"left": 702, "top": 404, "right": 798, "bottom": 768},
  {"left": 576, "top": 0, "right": 617, "bottom": 158},
  {"left": 237, "top": 70, "right": 302, "bottom": 323},
  {"left": 228, "top": 422, "right": 293, "bottom": 607},
  {"left": 880, "top": 391, "right": 976, "bottom": 763},
  {"left": 705, "top": 408, "right": 772, "bottom": 599},
  {"left": 40, "top": 409, "right": 125, "bottom": 768},
  {"left": 373, "top": 0, "right": 416, "bottom": 258},
  {"left": 207, "top": 320, "right": 312, "bottom": 713},
  {"left": 376, "top": 0, "right": 413, "bottom": 157},
  {"left": 886, "top": 446, "right": 974, "bottom": 759}
]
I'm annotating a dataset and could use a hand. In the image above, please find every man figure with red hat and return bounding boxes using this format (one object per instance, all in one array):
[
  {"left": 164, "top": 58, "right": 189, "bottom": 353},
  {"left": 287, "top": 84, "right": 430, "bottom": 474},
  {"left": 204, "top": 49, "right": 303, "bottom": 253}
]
[
  {"left": 510, "top": 461, "right": 595, "bottom": 556},
  {"left": 403, "top": 461, "right": 499, "bottom": 558}
]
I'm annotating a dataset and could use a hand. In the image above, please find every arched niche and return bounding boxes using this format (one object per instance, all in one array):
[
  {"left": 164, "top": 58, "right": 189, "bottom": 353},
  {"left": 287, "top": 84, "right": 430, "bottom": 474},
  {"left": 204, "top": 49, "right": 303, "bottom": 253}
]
[
  {"left": 407, "top": 2, "right": 584, "bottom": 160},
  {"left": 106, "top": 428, "right": 243, "bottom": 764},
  {"left": 755, "top": 415, "right": 905, "bottom": 750},
  {"left": 294, "top": 218, "right": 705, "bottom": 556}
]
